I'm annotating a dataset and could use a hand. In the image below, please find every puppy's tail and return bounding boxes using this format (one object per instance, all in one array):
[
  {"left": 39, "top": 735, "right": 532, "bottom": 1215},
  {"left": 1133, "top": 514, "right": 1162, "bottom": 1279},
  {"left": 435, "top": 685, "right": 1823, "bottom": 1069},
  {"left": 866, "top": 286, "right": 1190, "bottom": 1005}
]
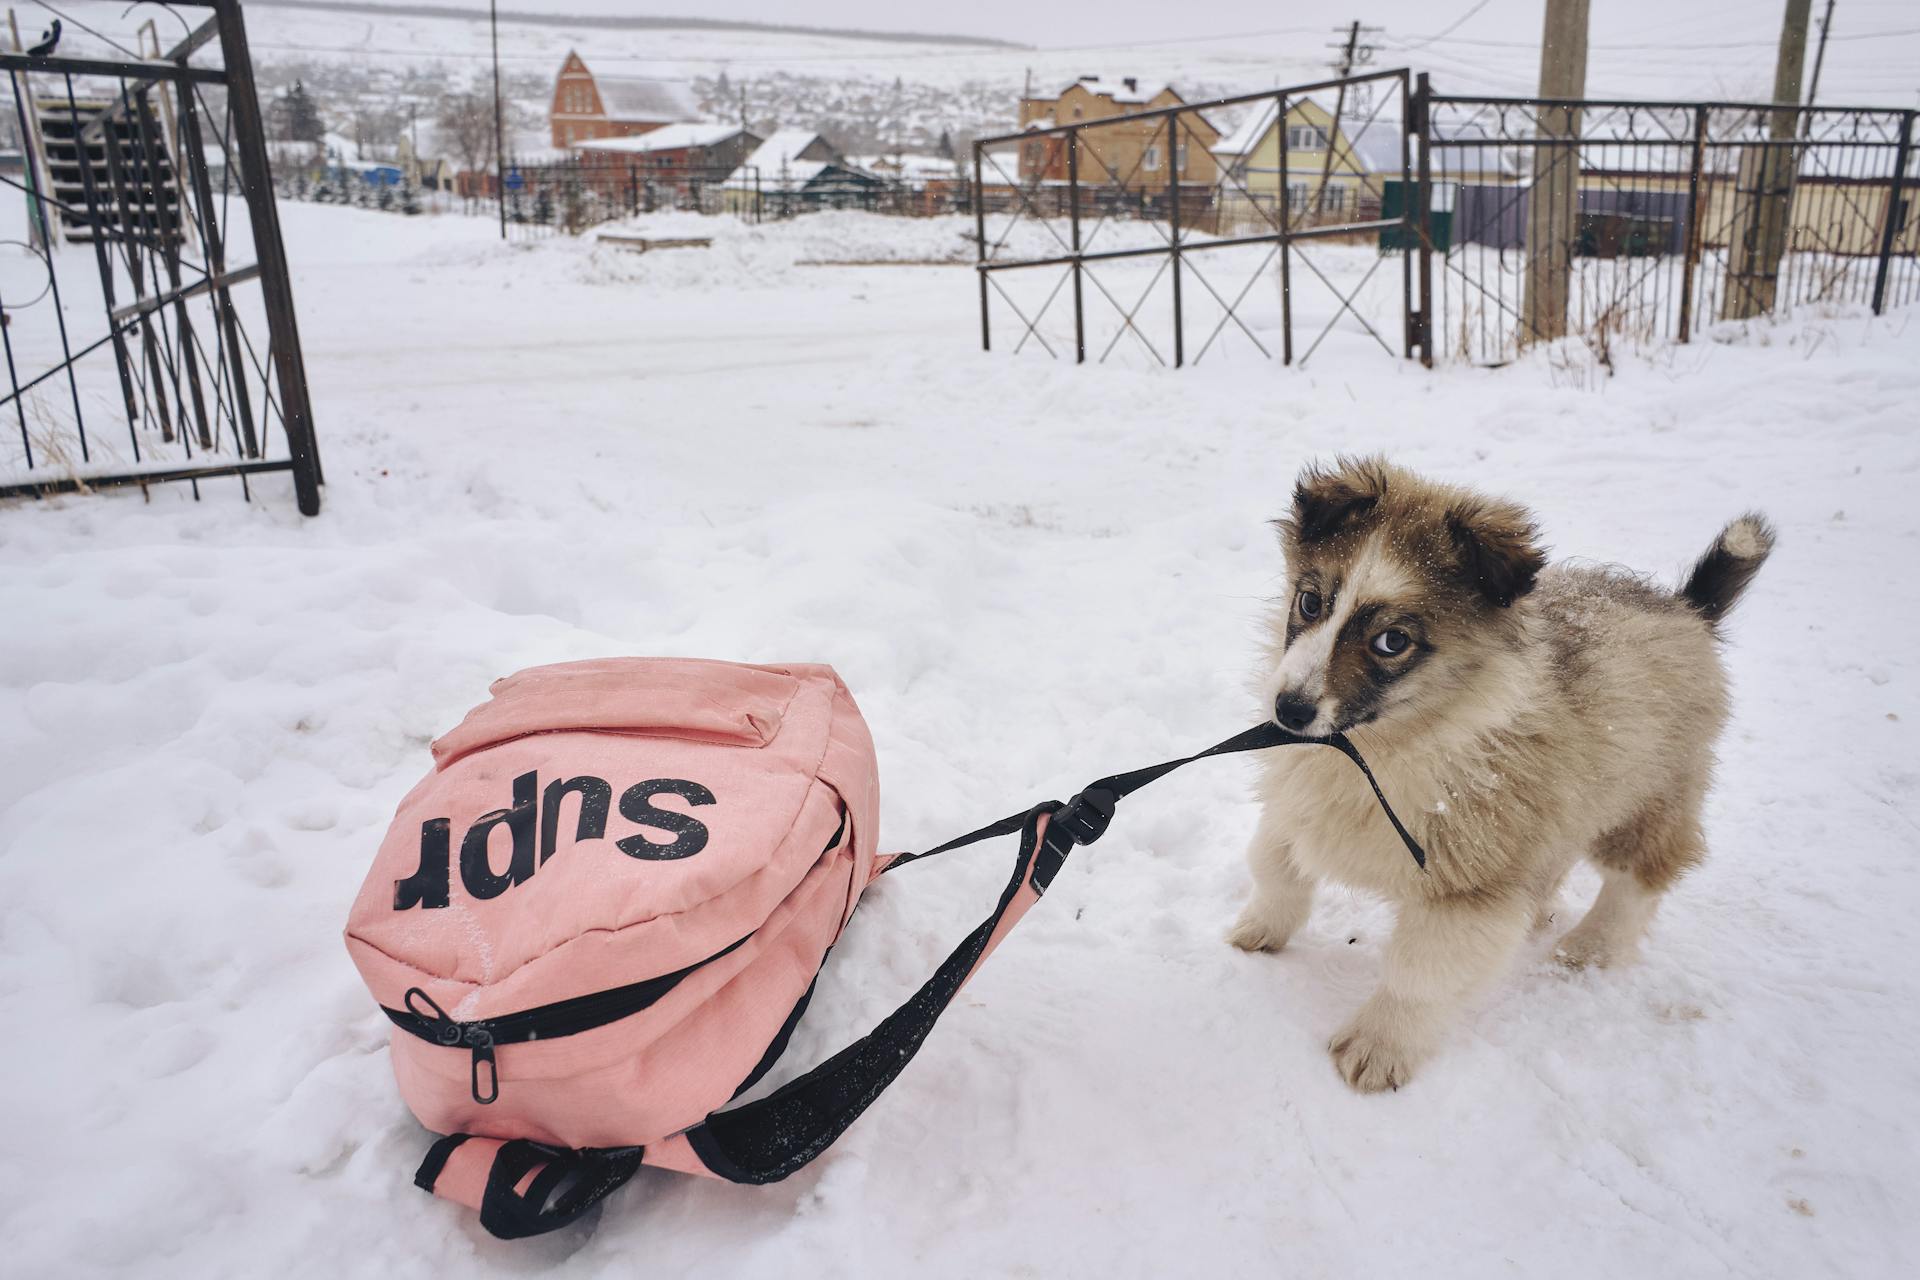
[{"left": 1679, "top": 513, "right": 1775, "bottom": 628}]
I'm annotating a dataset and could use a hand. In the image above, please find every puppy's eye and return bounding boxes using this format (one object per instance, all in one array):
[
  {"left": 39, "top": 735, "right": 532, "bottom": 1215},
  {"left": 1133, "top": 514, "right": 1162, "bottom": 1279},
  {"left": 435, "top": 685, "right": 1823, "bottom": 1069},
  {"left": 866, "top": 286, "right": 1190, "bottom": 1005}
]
[
  {"left": 1370, "top": 629, "right": 1412, "bottom": 656},
  {"left": 1297, "top": 590, "right": 1323, "bottom": 621}
]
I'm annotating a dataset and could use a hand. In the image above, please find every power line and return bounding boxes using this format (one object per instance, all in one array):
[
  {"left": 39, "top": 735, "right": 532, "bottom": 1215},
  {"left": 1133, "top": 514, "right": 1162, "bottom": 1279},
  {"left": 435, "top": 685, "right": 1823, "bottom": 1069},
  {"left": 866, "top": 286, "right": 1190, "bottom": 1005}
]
[
  {"left": 1397, "top": 0, "right": 1495, "bottom": 52},
  {"left": 1387, "top": 24, "right": 1920, "bottom": 52}
]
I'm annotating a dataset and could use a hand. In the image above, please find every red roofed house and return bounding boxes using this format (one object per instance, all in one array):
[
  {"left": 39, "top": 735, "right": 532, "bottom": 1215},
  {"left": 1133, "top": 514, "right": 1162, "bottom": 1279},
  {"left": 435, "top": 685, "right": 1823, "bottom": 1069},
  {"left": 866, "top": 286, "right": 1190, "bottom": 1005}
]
[{"left": 549, "top": 51, "right": 702, "bottom": 149}]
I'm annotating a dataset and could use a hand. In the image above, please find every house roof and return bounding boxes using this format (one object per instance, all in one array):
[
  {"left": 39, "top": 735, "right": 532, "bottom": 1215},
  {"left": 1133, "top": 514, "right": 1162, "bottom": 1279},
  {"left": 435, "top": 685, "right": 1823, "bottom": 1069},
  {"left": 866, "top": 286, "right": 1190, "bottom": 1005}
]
[
  {"left": 594, "top": 75, "right": 701, "bottom": 124},
  {"left": 1211, "top": 99, "right": 1408, "bottom": 174},
  {"left": 853, "top": 153, "right": 957, "bottom": 183},
  {"left": 1212, "top": 102, "right": 1283, "bottom": 158},
  {"left": 1061, "top": 76, "right": 1172, "bottom": 105},
  {"left": 742, "top": 129, "right": 830, "bottom": 172},
  {"left": 730, "top": 130, "right": 865, "bottom": 190},
  {"left": 572, "top": 123, "right": 752, "bottom": 155}
]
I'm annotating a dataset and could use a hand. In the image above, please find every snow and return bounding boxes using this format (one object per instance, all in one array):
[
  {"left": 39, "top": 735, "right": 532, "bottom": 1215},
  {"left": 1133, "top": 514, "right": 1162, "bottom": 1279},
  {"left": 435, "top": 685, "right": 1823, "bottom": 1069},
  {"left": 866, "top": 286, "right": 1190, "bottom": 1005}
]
[
  {"left": 571, "top": 123, "right": 755, "bottom": 155},
  {"left": 3, "top": 199, "right": 1919, "bottom": 1277},
  {"left": 732, "top": 129, "right": 837, "bottom": 190}
]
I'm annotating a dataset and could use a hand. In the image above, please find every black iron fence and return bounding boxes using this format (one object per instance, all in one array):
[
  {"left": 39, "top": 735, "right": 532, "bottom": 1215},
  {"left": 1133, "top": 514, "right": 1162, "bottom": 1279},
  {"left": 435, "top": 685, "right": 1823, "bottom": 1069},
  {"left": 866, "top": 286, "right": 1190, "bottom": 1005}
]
[
  {"left": 0, "top": 0, "right": 320, "bottom": 513},
  {"left": 974, "top": 71, "right": 1919, "bottom": 371},
  {"left": 1417, "top": 83, "right": 1917, "bottom": 365},
  {"left": 437, "top": 158, "right": 976, "bottom": 239}
]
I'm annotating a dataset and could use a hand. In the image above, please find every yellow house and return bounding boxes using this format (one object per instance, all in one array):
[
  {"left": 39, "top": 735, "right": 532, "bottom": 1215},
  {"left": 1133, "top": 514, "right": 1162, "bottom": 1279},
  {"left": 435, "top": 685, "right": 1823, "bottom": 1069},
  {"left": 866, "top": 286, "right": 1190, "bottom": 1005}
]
[{"left": 1212, "top": 97, "right": 1395, "bottom": 232}]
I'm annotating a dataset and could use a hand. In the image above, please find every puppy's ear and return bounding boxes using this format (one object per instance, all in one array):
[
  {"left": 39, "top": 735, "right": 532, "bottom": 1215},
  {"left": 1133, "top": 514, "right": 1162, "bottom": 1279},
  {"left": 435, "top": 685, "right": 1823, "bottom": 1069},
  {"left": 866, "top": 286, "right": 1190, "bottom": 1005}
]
[
  {"left": 1275, "top": 457, "right": 1386, "bottom": 547},
  {"left": 1446, "top": 498, "right": 1546, "bottom": 607}
]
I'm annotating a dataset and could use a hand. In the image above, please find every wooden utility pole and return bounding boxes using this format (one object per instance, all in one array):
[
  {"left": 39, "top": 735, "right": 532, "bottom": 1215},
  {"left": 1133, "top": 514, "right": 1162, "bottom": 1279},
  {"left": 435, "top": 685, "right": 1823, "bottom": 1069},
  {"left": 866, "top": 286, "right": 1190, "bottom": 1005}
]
[
  {"left": 1521, "top": 0, "right": 1590, "bottom": 345},
  {"left": 1296, "top": 21, "right": 1376, "bottom": 229},
  {"left": 1722, "top": 0, "right": 1811, "bottom": 319}
]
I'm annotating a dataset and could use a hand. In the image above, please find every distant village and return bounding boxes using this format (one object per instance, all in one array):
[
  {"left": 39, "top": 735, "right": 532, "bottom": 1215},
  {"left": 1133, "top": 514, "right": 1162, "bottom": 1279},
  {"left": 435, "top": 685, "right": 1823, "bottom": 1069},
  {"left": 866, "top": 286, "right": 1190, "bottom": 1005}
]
[{"left": 260, "top": 48, "right": 1400, "bottom": 229}]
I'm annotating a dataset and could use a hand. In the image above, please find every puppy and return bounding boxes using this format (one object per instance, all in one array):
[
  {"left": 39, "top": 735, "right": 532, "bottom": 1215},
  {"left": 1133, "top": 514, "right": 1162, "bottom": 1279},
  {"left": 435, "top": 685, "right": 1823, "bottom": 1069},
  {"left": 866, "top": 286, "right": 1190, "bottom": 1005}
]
[{"left": 1227, "top": 456, "right": 1772, "bottom": 1092}]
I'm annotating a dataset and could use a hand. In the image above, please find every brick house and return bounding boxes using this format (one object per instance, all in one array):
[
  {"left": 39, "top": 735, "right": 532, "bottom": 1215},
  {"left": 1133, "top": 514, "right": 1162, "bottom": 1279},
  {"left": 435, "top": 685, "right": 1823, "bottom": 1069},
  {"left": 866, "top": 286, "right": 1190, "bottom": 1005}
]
[
  {"left": 549, "top": 51, "right": 701, "bottom": 149},
  {"left": 1015, "top": 76, "right": 1220, "bottom": 192},
  {"left": 572, "top": 124, "right": 761, "bottom": 203}
]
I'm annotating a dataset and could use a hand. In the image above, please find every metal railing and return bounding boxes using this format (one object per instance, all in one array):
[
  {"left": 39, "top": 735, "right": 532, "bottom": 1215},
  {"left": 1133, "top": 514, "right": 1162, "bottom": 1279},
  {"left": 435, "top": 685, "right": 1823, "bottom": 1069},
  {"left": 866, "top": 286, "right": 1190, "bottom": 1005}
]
[
  {"left": 0, "top": 0, "right": 320, "bottom": 513},
  {"left": 972, "top": 72, "right": 1918, "bottom": 371},
  {"left": 1416, "top": 79, "right": 1918, "bottom": 366},
  {"left": 972, "top": 68, "right": 1415, "bottom": 370}
]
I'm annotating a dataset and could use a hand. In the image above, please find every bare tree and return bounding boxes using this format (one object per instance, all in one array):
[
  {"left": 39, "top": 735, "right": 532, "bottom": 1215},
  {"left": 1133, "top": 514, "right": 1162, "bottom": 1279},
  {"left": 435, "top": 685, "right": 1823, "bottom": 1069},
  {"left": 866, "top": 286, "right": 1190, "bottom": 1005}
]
[{"left": 434, "top": 90, "right": 497, "bottom": 177}]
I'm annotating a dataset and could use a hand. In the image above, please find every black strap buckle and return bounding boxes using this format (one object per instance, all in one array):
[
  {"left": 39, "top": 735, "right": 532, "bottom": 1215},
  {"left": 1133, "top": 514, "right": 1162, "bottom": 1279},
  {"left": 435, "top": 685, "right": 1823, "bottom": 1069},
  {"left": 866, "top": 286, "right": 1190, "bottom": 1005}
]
[{"left": 1052, "top": 787, "right": 1117, "bottom": 848}]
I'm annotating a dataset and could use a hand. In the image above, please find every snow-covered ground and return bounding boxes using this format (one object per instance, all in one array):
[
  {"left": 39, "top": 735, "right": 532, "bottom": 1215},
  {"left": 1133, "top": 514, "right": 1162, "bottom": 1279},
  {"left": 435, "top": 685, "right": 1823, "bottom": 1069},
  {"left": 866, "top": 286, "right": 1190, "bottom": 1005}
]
[{"left": 2, "top": 201, "right": 1917, "bottom": 1277}]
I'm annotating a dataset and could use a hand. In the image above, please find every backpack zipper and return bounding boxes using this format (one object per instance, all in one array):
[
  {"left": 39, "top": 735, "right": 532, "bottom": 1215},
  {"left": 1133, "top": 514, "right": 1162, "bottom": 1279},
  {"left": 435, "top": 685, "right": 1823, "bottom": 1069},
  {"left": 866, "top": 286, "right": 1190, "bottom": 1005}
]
[
  {"left": 386, "top": 932, "right": 752, "bottom": 1104},
  {"left": 383, "top": 810, "right": 847, "bottom": 1104}
]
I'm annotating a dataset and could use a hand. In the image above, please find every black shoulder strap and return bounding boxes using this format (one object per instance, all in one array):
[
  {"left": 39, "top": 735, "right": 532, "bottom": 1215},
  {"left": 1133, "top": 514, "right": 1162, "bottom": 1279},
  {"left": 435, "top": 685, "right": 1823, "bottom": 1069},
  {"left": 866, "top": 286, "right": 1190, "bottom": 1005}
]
[
  {"left": 424, "top": 723, "right": 1425, "bottom": 1232},
  {"left": 681, "top": 722, "right": 1424, "bottom": 1187}
]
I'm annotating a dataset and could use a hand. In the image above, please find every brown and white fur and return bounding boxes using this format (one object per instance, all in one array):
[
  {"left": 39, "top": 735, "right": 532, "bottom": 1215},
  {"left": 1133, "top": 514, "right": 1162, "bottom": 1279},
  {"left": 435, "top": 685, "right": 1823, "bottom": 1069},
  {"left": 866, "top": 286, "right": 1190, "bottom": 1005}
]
[{"left": 1227, "top": 457, "right": 1773, "bottom": 1093}]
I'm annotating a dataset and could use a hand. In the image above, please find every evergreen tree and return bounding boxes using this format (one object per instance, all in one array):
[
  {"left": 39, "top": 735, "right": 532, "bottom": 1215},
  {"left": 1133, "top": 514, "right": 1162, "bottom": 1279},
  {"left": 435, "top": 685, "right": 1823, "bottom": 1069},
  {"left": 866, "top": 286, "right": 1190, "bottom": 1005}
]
[
  {"left": 937, "top": 129, "right": 954, "bottom": 160},
  {"left": 276, "top": 80, "right": 324, "bottom": 143}
]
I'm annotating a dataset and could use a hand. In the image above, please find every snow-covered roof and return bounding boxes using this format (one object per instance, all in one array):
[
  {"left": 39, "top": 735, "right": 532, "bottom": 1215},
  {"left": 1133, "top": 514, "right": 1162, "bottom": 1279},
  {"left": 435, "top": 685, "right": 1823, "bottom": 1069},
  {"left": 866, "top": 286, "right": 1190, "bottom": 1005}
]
[
  {"left": 759, "top": 160, "right": 831, "bottom": 190},
  {"left": 1209, "top": 101, "right": 1408, "bottom": 174},
  {"left": 731, "top": 130, "right": 849, "bottom": 190},
  {"left": 1062, "top": 76, "right": 1171, "bottom": 105},
  {"left": 1213, "top": 102, "right": 1283, "bottom": 158},
  {"left": 854, "top": 153, "right": 959, "bottom": 183},
  {"left": 744, "top": 129, "right": 828, "bottom": 170},
  {"left": 572, "top": 123, "right": 751, "bottom": 156},
  {"left": 594, "top": 76, "right": 700, "bottom": 125}
]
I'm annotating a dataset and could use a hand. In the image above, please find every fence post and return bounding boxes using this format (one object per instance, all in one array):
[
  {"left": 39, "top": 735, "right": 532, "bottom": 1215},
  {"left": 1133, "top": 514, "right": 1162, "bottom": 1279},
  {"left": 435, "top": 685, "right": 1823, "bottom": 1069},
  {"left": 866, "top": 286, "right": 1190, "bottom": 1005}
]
[
  {"left": 1678, "top": 105, "right": 1709, "bottom": 343},
  {"left": 1397, "top": 73, "right": 1413, "bottom": 360},
  {"left": 1871, "top": 109, "right": 1915, "bottom": 315},
  {"left": 1168, "top": 110, "right": 1184, "bottom": 368},
  {"left": 1277, "top": 92, "right": 1294, "bottom": 365},
  {"left": 1414, "top": 73, "right": 1434, "bottom": 368},
  {"left": 1069, "top": 128, "right": 1084, "bottom": 364},
  {"left": 212, "top": 0, "right": 322, "bottom": 516},
  {"left": 974, "top": 141, "right": 990, "bottom": 352}
]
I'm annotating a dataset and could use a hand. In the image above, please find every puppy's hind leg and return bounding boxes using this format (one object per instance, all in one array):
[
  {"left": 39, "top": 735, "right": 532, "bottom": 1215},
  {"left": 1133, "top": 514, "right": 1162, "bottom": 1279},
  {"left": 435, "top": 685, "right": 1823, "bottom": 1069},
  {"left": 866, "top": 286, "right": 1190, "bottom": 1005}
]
[
  {"left": 1227, "top": 808, "right": 1316, "bottom": 953},
  {"left": 1556, "top": 795, "right": 1705, "bottom": 969}
]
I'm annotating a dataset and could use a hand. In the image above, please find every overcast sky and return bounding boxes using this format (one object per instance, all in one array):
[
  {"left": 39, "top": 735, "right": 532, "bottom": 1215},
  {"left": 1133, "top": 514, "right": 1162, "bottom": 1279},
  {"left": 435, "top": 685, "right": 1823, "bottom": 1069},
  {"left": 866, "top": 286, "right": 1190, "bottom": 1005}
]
[
  {"left": 656, "top": 0, "right": 1920, "bottom": 104},
  {"left": 668, "top": 0, "right": 1902, "bottom": 53}
]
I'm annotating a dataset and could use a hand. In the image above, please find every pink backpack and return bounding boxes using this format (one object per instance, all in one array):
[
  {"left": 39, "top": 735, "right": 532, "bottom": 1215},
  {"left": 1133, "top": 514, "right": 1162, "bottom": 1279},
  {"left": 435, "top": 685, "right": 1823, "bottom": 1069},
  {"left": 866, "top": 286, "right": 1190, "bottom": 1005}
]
[{"left": 345, "top": 657, "right": 1423, "bottom": 1238}]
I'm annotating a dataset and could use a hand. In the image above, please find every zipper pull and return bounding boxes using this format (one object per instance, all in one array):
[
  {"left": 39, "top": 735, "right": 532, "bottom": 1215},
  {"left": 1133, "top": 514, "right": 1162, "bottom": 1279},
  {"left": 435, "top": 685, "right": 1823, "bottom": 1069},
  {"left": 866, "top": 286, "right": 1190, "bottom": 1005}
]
[
  {"left": 404, "top": 988, "right": 500, "bottom": 1104},
  {"left": 467, "top": 1026, "right": 498, "bottom": 1105},
  {"left": 403, "top": 987, "right": 464, "bottom": 1046}
]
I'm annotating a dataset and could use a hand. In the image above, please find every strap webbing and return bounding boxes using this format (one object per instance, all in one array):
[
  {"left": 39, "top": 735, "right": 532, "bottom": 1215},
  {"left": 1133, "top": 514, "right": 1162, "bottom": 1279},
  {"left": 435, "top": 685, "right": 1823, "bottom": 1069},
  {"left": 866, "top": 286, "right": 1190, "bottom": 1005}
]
[{"left": 416, "top": 722, "right": 1426, "bottom": 1234}]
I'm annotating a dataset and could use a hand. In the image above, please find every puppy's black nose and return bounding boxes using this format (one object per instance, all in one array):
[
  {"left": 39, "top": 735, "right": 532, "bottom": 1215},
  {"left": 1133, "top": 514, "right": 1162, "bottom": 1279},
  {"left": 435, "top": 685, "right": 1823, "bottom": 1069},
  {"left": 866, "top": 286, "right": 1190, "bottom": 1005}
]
[{"left": 1274, "top": 693, "right": 1318, "bottom": 733}]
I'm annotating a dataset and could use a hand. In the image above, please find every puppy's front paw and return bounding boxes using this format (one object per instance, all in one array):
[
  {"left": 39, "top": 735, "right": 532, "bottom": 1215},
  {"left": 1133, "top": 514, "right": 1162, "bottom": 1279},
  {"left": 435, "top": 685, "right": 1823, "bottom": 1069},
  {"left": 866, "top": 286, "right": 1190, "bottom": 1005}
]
[
  {"left": 1552, "top": 926, "right": 1616, "bottom": 970},
  {"left": 1329, "top": 1013, "right": 1426, "bottom": 1093},
  {"left": 1225, "top": 902, "right": 1293, "bottom": 953}
]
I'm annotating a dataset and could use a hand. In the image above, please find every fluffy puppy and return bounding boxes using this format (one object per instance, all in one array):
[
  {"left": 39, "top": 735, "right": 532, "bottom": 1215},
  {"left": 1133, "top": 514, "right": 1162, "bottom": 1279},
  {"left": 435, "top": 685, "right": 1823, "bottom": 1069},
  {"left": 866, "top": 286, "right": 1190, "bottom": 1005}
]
[{"left": 1227, "top": 456, "right": 1772, "bottom": 1092}]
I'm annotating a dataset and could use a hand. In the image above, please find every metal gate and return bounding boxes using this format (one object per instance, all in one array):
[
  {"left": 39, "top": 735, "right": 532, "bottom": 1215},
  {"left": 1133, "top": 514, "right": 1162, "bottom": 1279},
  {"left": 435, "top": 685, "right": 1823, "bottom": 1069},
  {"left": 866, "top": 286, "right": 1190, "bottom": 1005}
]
[
  {"left": 0, "top": 0, "right": 320, "bottom": 514},
  {"left": 972, "top": 69, "right": 1416, "bottom": 369},
  {"left": 1415, "top": 78, "right": 1918, "bottom": 366},
  {"left": 974, "top": 72, "right": 1918, "bottom": 373}
]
